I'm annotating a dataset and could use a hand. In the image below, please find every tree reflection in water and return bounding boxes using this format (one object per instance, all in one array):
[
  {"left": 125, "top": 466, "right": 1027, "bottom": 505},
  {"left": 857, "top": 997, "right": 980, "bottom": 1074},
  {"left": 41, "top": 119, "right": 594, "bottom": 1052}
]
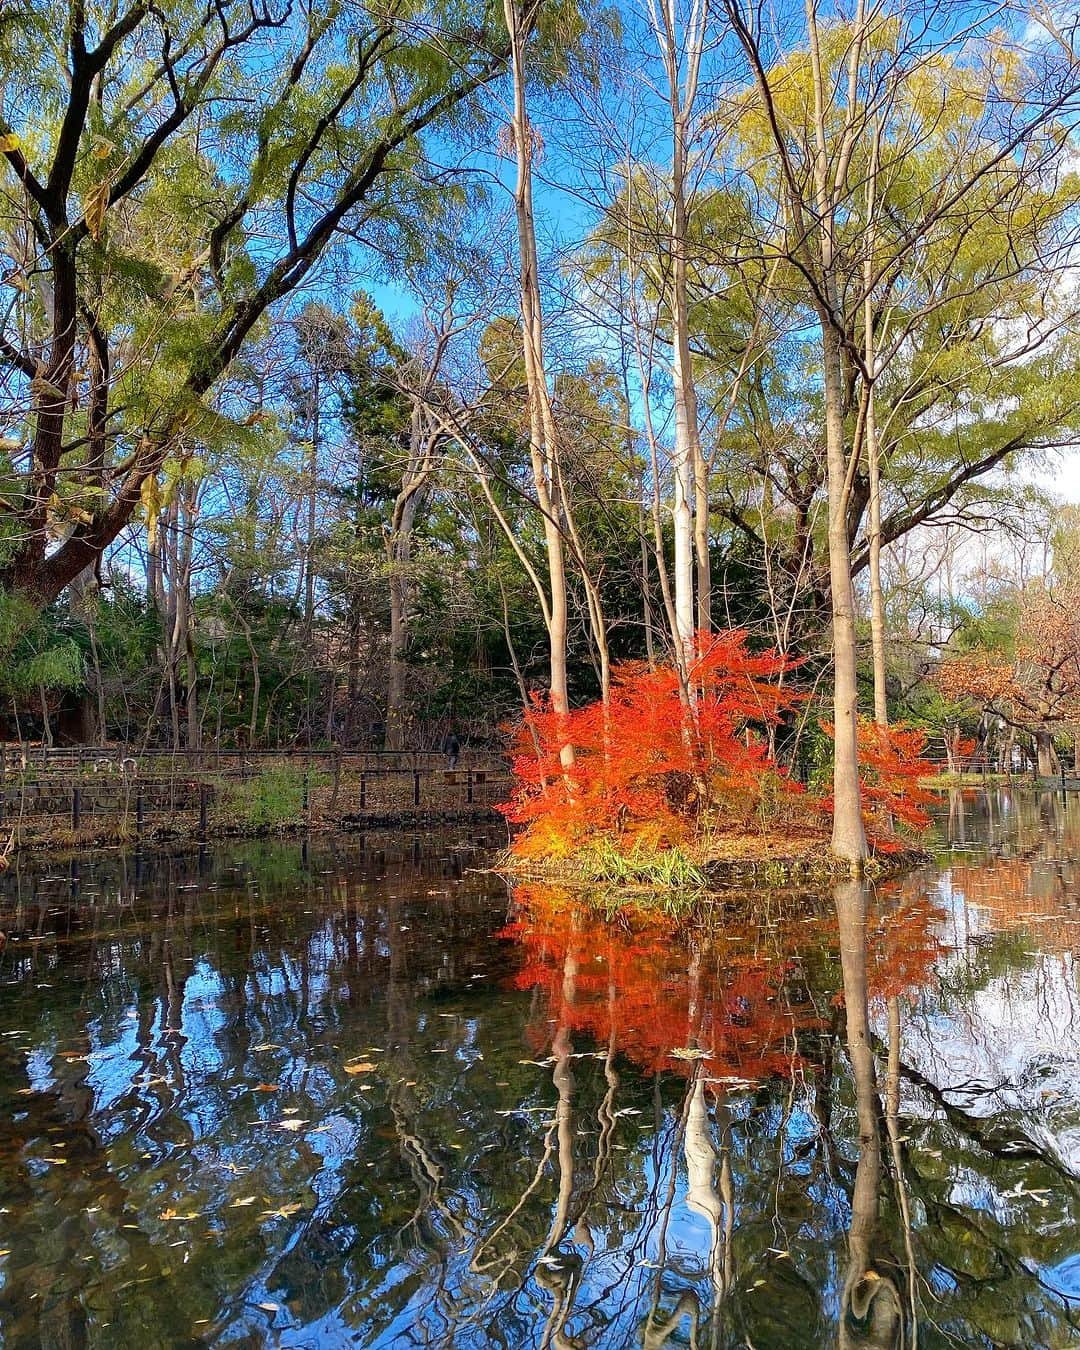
[
  {"left": 501, "top": 880, "right": 945, "bottom": 1348},
  {"left": 0, "top": 806, "right": 1077, "bottom": 1348}
]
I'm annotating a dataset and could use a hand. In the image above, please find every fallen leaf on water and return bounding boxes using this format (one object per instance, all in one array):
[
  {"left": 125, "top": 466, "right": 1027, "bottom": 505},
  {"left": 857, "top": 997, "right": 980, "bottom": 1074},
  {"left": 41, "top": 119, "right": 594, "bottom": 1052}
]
[
  {"left": 344, "top": 1062, "right": 375, "bottom": 1075},
  {"left": 229, "top": 1196, "right": 257, "bottom": 1208},
  {"left": 252, "top": 1084, "right": 279, "bottom": 1093},
  {"left": 273, "top": 1120, "right": 308, "bottom": 1132},
  {"left": 261, "top": 1203, "right": 302, "bottom": 1219},
  {"left": 257, "top": 1302, "right": 279, "bottom": 1312},
  {"left": 250, "top": 1044, "right": 283, "bottom": 1053}
]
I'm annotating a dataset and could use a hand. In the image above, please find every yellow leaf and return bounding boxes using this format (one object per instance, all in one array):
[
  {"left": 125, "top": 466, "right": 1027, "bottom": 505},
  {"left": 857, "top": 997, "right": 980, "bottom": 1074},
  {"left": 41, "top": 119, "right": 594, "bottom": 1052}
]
[
  {"left": 85, "top": 179, "right": 110, "bottom": 242},
  {"left": 344, "top": 1062, "right": 376, "bottom": 1075},
  {"left": 0, "top": 133, "right": 21, "bottom": 153}
]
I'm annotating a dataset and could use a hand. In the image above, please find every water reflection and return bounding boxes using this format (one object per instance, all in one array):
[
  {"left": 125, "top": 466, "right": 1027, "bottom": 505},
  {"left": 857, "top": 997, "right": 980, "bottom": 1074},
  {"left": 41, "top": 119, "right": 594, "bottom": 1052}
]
[{"left": 0, "top": 801, "right": 1076, "bottom": 1347}]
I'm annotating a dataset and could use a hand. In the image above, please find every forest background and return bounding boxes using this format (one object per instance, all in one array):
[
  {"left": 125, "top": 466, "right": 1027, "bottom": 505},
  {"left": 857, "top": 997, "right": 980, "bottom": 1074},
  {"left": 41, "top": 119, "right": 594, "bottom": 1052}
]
[{"left": 3, "top": 0, "right": 1080, "bottom": 856}]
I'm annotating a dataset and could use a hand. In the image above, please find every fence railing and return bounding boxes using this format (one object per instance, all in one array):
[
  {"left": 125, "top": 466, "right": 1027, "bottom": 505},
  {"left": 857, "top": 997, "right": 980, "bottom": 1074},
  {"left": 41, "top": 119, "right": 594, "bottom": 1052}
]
[
  {"left": 0, "top": 743, "right": 497, "bottom": 778},
  {"left": 0, "top": 745, "right": 511, "bottom": 852}
]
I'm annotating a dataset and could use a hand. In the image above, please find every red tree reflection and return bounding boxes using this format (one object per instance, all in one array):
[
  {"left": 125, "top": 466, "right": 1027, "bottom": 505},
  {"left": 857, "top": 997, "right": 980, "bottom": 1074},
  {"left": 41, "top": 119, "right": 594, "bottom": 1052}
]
[
  {"left": 502, "top": 886, "right": 827, "bottom": 1083},
  {"left": 503, "top": 885, "right": 948, "bottom": 1082}
]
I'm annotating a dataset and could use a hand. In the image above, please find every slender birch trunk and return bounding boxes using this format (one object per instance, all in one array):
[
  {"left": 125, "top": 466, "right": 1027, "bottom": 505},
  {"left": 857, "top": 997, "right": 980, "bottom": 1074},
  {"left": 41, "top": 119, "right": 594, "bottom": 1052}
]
[
  {"left": 503, "top": 0, "right": 573, "bottom": 743},
  {"left": 810, "top": 0, "right": 868, "bottom": 865},
  {"left": 864, "top": 126, "right": 888, "bottom": 729},
  {"left": 650, "top": 0, "right": 710, "bottom": 663}
]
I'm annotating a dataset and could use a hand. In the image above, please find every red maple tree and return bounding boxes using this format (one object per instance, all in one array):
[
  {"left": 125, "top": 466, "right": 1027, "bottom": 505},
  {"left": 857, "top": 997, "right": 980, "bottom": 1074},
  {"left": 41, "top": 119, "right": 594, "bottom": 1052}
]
[{"left": 501, "top": 629, "right": 802, "bottom": 858}]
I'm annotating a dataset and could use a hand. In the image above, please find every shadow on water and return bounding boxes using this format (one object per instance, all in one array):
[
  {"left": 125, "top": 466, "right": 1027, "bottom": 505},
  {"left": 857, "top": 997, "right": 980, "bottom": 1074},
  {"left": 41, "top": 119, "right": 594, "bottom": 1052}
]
[{"left": 0, "top": 798, "right": 1077, "bottom": 1347}]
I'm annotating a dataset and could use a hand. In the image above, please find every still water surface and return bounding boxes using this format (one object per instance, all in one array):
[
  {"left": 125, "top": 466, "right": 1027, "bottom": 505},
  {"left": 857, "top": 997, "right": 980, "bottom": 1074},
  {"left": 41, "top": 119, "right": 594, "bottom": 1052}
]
[{"left": 0, "top": 791, "right": 1077, "bottom": 1348}]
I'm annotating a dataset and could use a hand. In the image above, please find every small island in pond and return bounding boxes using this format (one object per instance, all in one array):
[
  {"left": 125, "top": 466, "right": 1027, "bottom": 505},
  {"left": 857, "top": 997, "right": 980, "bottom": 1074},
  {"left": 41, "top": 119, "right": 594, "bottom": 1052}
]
[{"left": 497, "top": 630, "right": 936, "bottom": 894}]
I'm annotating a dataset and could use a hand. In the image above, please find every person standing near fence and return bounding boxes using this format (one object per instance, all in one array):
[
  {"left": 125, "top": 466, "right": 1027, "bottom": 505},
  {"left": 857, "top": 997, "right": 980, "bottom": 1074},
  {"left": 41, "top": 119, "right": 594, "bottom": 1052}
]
[{"left": 444, "top": 732, "right": 460, "bottom": 770}]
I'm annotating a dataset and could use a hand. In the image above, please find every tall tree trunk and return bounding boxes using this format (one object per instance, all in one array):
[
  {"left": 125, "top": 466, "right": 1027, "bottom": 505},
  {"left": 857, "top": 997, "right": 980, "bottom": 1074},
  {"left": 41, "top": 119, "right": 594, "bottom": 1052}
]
[
  {"left": 503, "top": 0, "right": 573, "bottom": 749},
  {"left": 1035, "top": 728, "right": 1055, "bottom": 777},
  {"left": 304, "top": 367, "right": 320, "bottom": 637},
  {"left": 652, "top": 0, "right": 710, "bottom": 663},
  {"left": 823, "top": 320, "right": 868, "bottom": 863},
  {"left": 864, "top": 126, "right": 888, "bottom": 730},
  {"left": 384, "top": 490, "right": 421, "bottom": 752},
  {"left": 639, "top": 470, "right": 656, "bottom": 668},
  {"left": 180, "top": 481, "right": 199, "bottom": 749}
]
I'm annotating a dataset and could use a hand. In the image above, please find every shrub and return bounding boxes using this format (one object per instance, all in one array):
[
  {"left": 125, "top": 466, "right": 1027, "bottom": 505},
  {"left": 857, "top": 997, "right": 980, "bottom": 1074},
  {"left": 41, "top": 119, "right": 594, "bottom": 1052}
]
[
  {"left": 501, "top": 629, "right": 803, "bottom": 859},
  {"left": 224, "top": 767, "right": 325, "bottom": 830}
]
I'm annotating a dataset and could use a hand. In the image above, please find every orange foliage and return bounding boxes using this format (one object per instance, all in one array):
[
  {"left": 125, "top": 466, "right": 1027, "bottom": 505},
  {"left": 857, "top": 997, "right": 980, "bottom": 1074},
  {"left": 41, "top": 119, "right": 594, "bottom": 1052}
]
[
  {"left": 937, "top": 583, "right": 1080, "bottom": 738},
  {"left": 501, "top": 630, "right": 802, "bottom": 858},
  {"left": 865, "top": 891, "right": 950, "bottom": 1002},
  {"left": 500, "top": 885, "right": 824, "bottom": 1081},
  {"left": 823, "top": 719, "right": 936, "bottom": 849}
]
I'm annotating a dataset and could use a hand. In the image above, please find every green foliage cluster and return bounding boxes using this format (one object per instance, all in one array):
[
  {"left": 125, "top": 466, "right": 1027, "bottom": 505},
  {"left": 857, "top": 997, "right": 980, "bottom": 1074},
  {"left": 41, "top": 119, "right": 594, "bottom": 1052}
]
[{"left": 222, "top": 768, "right": 328, "bottom": 831}]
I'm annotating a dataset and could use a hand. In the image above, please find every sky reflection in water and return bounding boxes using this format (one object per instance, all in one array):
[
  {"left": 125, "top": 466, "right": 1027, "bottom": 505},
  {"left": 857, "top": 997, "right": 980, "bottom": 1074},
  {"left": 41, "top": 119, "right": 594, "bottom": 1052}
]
[{"left": 0, "top": 792, "right": 1077, "bottom": 1348}]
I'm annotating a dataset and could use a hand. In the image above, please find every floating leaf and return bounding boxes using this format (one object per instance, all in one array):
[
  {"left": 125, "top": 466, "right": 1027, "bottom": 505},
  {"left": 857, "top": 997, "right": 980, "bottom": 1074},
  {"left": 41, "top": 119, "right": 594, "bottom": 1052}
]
[{"left": 261, "top": 1203, "right": 302, "bottom": 1219}]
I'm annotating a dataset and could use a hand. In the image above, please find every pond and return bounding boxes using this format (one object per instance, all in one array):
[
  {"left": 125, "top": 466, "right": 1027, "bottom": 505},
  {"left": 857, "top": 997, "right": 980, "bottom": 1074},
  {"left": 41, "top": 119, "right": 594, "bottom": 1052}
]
[{"left": 0, "top": 791, "right": 1077, "bottom": 1348}]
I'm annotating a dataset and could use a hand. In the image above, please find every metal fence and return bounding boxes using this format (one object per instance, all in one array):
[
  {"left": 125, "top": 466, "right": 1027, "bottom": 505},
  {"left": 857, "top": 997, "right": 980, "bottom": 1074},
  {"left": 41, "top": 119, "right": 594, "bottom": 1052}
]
[
  {"left": 0, "top": 744, "right": 492, "bottom": 778},
  {"left": 0, "top": 744, "right": 511, "bottom": 849}
]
